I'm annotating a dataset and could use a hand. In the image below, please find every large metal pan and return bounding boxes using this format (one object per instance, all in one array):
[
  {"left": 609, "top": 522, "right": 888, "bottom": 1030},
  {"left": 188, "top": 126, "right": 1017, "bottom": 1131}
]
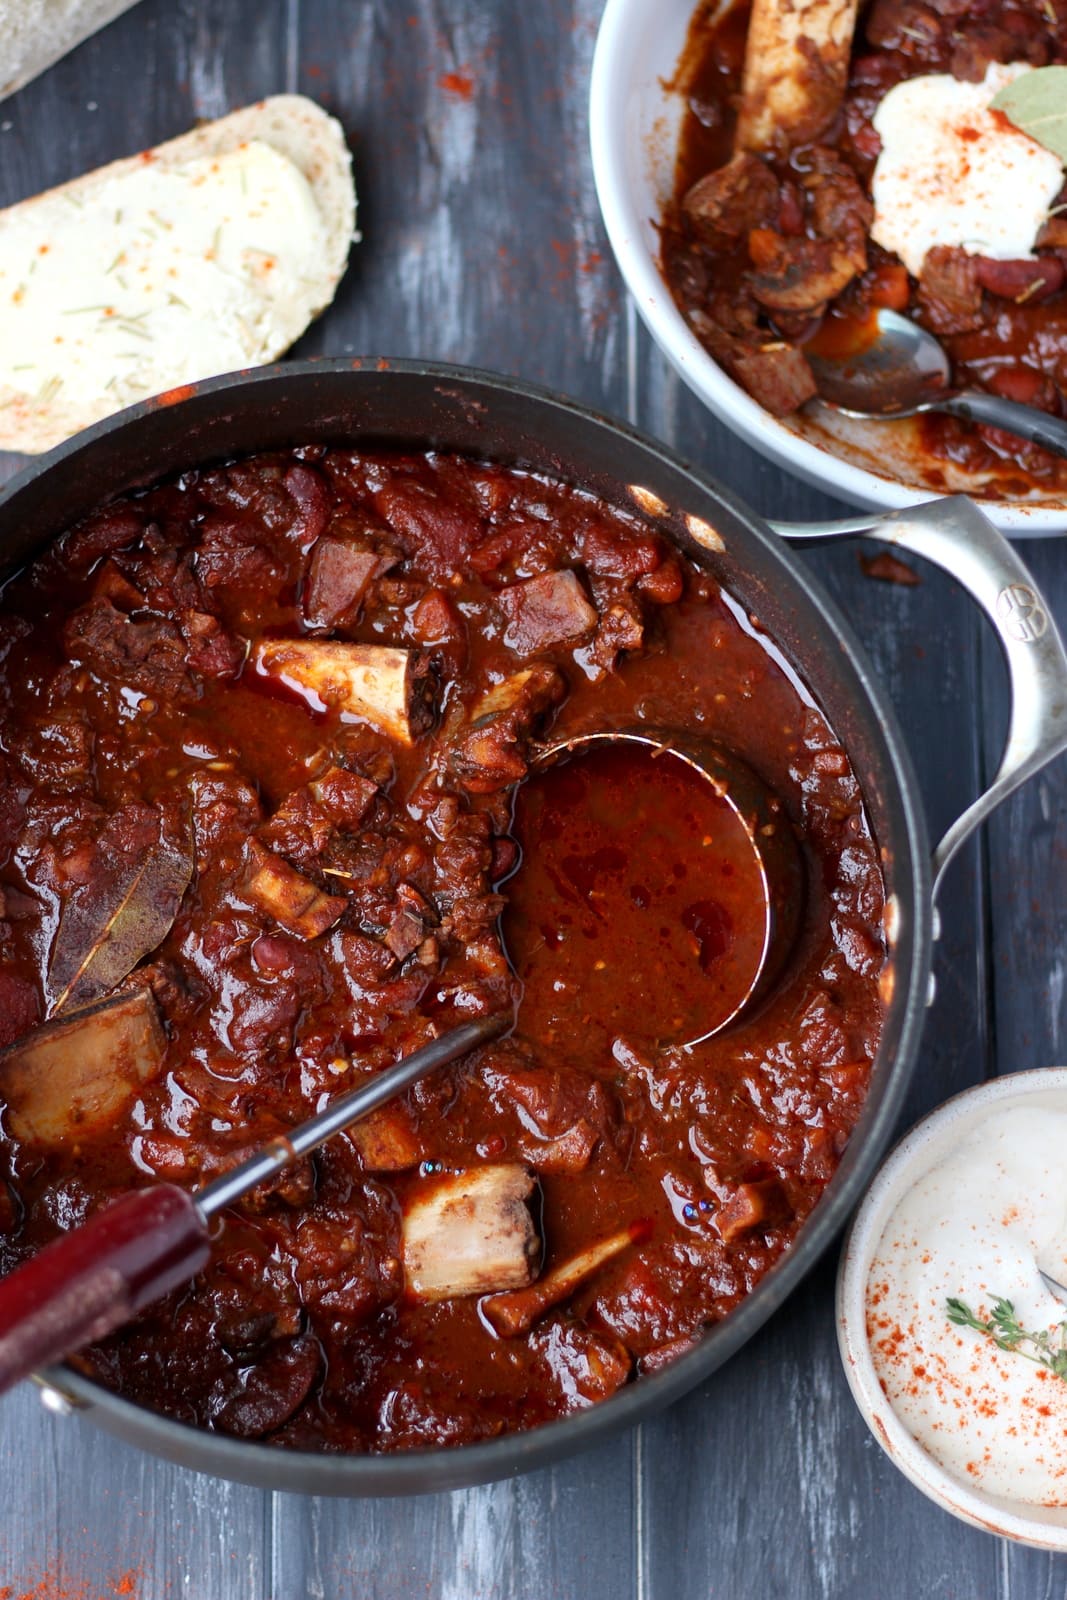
[{"left": 3, "top": 360, "right": 1066, "bottom": 1494}]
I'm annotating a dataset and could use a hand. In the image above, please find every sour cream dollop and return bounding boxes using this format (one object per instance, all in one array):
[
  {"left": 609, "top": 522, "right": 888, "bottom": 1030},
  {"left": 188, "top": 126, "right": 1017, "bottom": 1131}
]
[
  {"left": 867, "top": 1106, "right": 1067, "bottom": 1507},
  {"left": 870, "top": 62, "right": 1064, "bottom": 277}
]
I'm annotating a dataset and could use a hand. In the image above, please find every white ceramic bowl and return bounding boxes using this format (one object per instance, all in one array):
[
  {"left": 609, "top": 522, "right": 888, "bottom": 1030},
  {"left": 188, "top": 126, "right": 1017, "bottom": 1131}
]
[
  {"left": 589, "top": 0, "right": 1067, "bottom": 536},
  {"left": 837, "top": 1068, "right": 1067, "bottom": 1548}
]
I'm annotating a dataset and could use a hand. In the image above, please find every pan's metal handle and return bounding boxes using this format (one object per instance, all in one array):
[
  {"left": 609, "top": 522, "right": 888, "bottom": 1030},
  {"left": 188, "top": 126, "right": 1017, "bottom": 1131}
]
[{"left": 770, "top": 496, "right": 1067, "bottom": 900}]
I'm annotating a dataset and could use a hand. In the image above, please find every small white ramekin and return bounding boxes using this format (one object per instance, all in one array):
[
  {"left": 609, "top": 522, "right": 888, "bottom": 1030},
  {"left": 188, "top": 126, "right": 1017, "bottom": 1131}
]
[
  {"left": 837, "top": 1068, "right": 1067, "bottom": 1548},
  {"left": 589, "top": 0, "right": 1067, "bottom": 535}
]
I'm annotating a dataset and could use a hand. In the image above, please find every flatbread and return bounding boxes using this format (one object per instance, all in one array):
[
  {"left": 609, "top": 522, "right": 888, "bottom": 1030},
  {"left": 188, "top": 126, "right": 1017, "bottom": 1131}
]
[{"left": 0, "top": 95, "right": 356, "bottom": 451}]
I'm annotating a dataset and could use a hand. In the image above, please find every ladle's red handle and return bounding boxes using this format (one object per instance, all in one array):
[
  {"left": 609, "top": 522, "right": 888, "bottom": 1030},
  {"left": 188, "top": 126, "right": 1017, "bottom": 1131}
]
[{"left": 0, "top": 1185, "right": 209, "bottom": 1395}]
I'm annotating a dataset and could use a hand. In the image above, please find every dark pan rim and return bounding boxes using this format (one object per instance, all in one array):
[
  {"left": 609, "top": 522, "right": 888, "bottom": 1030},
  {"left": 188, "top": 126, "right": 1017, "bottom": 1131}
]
[{"left": 1, "top": 358, "right": 933, "bottom": 1494}]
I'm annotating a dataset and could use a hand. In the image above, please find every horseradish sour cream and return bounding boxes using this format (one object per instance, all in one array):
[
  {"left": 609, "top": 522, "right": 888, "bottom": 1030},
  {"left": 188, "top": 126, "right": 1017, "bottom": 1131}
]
[{"left": 867, "top": 1105, "right": 1067, "bottom": 1506}]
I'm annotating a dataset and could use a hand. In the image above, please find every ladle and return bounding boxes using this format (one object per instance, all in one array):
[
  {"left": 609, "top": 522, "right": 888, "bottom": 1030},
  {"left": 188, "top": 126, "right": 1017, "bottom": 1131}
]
[
  {"left": 808, "top": 307, "right": 1067, "bottom": 462},
  {"left": 0, "top": 729, "right": 803, "bottom": 1390},
  {"left": 513, "top": 728, "right": 804, "bottom": 1049}
]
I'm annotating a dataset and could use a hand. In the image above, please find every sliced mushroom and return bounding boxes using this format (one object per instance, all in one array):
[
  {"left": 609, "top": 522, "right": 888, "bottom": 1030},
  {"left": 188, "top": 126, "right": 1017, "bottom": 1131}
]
[
  {"left": 0, "top": 988, "right": 165, "bottom": 1146},
  {"left": 241, "top": 840, "right": 347, "bottom": 939},
  {"left": 401, "top": 1164, "right": 541, "bottom": 1301},
  {"left": 735, "top": 0, "right": 859, "bottom": 154},
  {"left": 251, "top": 639, "right": 435, "bottom": 745},
  {"left": 481, "top": 1226, "right": 638, "bottom": 1338}
]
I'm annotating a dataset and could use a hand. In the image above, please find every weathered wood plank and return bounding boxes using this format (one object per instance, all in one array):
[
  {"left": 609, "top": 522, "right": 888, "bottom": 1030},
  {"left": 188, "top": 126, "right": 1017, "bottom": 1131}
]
[
  {"left": 0, "top": 1384, "right": 272, "bottom": 1595},
  {"left": 0, "top": 0, "right": 1060, "bottom": 1592},
  {"left": 977, "top": 539, "right": 1067, "bottom": 1600}
]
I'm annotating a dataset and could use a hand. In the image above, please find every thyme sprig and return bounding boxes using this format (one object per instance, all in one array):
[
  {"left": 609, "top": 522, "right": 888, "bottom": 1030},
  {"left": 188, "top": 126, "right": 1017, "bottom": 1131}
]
[{"left": 946, "top": 1296, "right": 1067, "bottom": 1381}]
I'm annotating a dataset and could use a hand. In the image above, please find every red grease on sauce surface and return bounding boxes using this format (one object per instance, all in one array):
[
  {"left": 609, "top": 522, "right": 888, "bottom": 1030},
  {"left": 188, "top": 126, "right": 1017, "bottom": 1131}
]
[{"left": 504, "top": 741, "right": 771, "bottom": 1049}]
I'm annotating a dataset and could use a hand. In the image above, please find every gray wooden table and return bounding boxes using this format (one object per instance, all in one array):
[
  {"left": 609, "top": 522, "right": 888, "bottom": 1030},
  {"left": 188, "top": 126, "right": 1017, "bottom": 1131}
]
[{"left": 0, "top": 2, "right": 1064, "bottom": 1596}]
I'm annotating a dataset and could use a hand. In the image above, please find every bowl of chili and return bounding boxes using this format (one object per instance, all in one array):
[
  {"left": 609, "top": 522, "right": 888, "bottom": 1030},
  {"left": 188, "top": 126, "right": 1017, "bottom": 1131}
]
[
  {"left": 590, "top": 0, "right": 1067, "bottom": 534},
  {"left": 0, "top": 360, "right": 1064, "bottom": 1493}
]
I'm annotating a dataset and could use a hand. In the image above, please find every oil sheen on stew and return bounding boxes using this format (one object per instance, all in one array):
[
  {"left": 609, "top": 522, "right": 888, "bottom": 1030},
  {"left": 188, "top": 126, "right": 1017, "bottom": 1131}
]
[{"left": 0, "top": 448, "right": 885, "bottom": 1451}]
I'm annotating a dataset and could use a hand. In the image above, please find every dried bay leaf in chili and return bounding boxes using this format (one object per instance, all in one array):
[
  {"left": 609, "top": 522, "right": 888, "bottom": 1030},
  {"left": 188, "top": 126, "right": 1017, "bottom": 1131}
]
[
  {"left": 991, "top": 67, "right": 1067, "bottom": 164},
  {"left": 47, "top": 800, "right": 195, "bottom": 1014}
]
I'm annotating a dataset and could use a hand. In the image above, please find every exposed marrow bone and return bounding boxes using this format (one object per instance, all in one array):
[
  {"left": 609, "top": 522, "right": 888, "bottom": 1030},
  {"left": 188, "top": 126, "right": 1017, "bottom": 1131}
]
[
  {"left": 251, "top": 639, "right": 435, "bottom": 745},
  {"left": 481, "top": 1226, "right": 637, "bottom": 1337},
  {"left": 0, "top": 988, "right": 165, "bottom": 1145},
  {"left": 401, "top": 1164, "right": 541, "bottom": 1301},
  {"left": 242, "top": 840, "right": 347, "bottom": 938},
  {"left": 735, "top": 0, "right": 859, "bottom": 154}
]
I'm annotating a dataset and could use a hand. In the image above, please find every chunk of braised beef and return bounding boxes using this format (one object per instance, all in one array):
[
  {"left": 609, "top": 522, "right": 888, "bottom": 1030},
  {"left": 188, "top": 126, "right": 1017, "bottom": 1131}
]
[
  {"left": 687, "top": 307, "right": 818, "bottom": 416},
  {"left": 294, "top": 1204, "right": 402, "bottom": 1322},
  {"left": 302, "top": 539, "right": 386, "bottom": 630},
  {"left": 179, "top": 611, "right": 246, "bottom": 680},
  {"left": 15, "top": 713, "right": 94, "bottom": 791},
  {"left": 195, "top": 516, "right": 285, "bottom": 617},
  {"left": 588, "top": 595, "right": 645, "bottom": 673},
  {"left": 257, "top": 789, "right": 334, "bottom": 868},
  {"left": 92, "top": 559, "right": 145, "bottom": 611},
  {"left": 484, "top": 1057, "right": 616, "bottom": 1173},
  {"left": 191, "top": 773, "right": 263, "bottom": 870},
  {"left": 63, "top": 599, "right": 192, "bottom": 698},
  {"left": 349, "top": 1103, "right": 422, "bottom": 1171},
  {"left": 449, "top": 666, "right": 565, "bottom": 794},
  {"left": 917, "top": 246, "right": 983, "bottom": 336},
  {"left": 733, "top": 341, "right": 818, "bottom": 416},
  {"left": 63, "top": 507, "right": 145, "bottom": 571},
  {"left": 530, "top": 1319, "right": 632, "bottom": 1408},
  {"left": 374, "top": 477, "right": 484, "bottom": 577},
  {"left": 282, "top": 463, "right": 330, "bottom": 550},
  {"left": 500, "top": 569, "right": 597, "bottom": 655},
  {"left": 337, "top": 929, "right": 397, "bottom": 988},
  {"left": 682, "top": 153, "right": 779, "bottom": 250},
  {"left": 580, "top": 518, "right": 664, "bottom": 582},
  {"left": 308, "top": 765, "right": 378, "bottom": 829}
]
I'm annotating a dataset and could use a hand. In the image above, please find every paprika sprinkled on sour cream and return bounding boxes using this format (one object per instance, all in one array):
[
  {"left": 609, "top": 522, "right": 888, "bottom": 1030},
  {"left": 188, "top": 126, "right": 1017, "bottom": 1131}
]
[
  {"left": 870, "top": 62, "right": 1064, "bottom": 278},
  {"left": 866, "top": 1106, "right": 1067, "bottom": 1507}
]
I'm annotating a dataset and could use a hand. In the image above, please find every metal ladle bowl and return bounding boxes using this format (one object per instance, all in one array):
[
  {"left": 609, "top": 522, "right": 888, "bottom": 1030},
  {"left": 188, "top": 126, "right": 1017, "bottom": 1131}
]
[{"left": 515, "top": 727, "right": 805, "bottom": 1047}]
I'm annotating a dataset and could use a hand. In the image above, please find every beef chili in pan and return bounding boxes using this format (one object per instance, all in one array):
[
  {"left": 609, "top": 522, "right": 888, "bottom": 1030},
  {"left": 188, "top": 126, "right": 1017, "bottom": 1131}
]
[
  {"left": 662, "top": 0, "right": 1067, "bottom": 494},
  {"left": 0, "top": 446, "right": 886, "bottom": 1451}
]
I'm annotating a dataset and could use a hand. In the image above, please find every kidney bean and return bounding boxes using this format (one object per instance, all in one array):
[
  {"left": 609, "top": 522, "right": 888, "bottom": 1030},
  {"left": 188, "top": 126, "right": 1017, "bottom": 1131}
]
[
  {"left": 974, "top": 256, "right": 1065, "bottom": 303},
  {"left": 985, "top": 365, "right": 1062, "bottom": 414}
]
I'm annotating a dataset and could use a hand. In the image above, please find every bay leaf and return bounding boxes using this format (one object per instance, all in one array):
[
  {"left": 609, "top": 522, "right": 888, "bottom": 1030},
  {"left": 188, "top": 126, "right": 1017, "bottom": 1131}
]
[
  {"left": 47, "top": 802, "right": 194, "bottom": 1014},
  {"left": 991, "top": 66, "right": 1067, "bottom": 164}
]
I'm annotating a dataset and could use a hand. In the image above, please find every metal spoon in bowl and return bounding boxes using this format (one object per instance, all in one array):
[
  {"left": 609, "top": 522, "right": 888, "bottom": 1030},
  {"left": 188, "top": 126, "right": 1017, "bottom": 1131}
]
[{"left": 807, "top": 307, "right": 1067, "bottom": 462}]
